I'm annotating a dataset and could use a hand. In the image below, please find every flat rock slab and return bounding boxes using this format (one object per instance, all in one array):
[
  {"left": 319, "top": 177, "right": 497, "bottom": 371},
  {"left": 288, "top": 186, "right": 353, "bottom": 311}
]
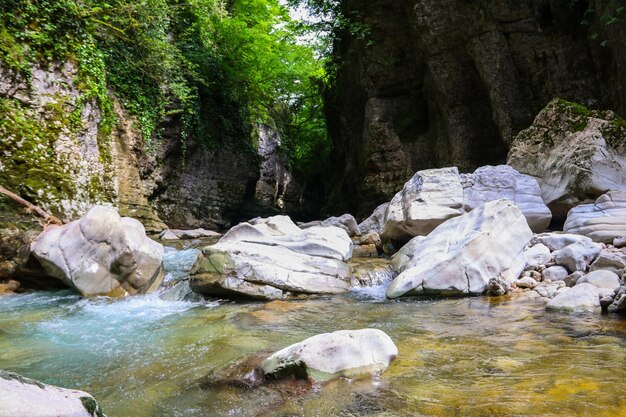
[
  {"left": 260, "top": 329, "right": 398, "bottom": 382},
  {"left": 190, "top": 216, "right": 354, "bottom": 300},
  {"left": 0, "top": 370, "right": 105, "bottom": 417}
]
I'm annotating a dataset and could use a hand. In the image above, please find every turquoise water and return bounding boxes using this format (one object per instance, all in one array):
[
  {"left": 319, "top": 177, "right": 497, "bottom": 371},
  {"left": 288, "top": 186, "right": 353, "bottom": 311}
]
[{"left": 1, "top": 250, "right": 625, "bottom": 416}]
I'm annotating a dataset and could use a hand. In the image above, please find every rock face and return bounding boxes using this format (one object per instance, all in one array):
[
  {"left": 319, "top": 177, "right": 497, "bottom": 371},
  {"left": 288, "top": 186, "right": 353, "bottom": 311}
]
[
  {"left": 0, "top": 370, "right": 105, "bottom": 417},
  {"left": 381, "top": 167, "right": 464, "bottom": 243},
  {"left": 461, "top": 165, "right": 551, "bottom": 232},
  {"left": 260, "top": 329, "right": 398, "bottom": 382},
  {"left": 564, "top": 191, "right": 626, "bottom": 243},
  {"left": 546, "top": 283, "right": 600, "bottom": 313},
  {"left": 190, "top": 216, "right": 353, "bottom": 300},
  {"left": 508, "top": 99, "right": 626, "bottom": 218},
  {"left": 30, "top": 206, "right": 164, "bottom": 297},
  {"left": 325, "top": 0, "right": 626, "bottom": 217},
  {"left": 387, "top": 199, "right": 532, "bottom": 298}
]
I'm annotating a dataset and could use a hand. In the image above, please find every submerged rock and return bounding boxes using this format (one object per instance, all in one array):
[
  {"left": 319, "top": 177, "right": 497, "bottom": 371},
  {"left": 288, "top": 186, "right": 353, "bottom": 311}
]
[
  {"left": 461, "top": 165, "right": 551, "bottom": 232},
  {"left": 260, "top": 329, "right": 397, "bottom": 382},
  {"left": 0, "top": 370, "right": 105, "bottom": 417},
  {"left": 564, "top": 191, "right": 626, "bottom": 243},
  {"left": 546, "top": 283, "right": 600, "bottom": 313},
  {"left": 381, "top": 167, "right": 465, "bottom": 243},
  {"left": 190, "top": 216, "right": 353, "bottom": 300},
  {"left": 386, "top": 199, "right": 532, "bottom": 298},
  {"left": 508, "top": 99, "right": 626, "bottom": 218},
  {"left": 30, "top": 206, "right": 164, "bottom": 297}
]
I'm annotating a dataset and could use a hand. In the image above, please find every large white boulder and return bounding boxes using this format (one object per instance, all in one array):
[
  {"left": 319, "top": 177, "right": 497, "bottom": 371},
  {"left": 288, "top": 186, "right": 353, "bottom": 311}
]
[
  {"left": 386, "top": 199, "right": 533, "bottom": 298},
  {"left": 507, "top": 98, "right": 626, "bottom": 218},
  {"left": 381, "top": 167, "right": 464, "bottom": 243},
  {"left": 577, "top": 270, "right": 621, "bottom": 291},
  {"left": 190, "top": 216, "right": 353, "bottom": 300},
  {"left": 461, "top": 165, "right": 552, "bottom": 232},
  {"left": 564, "top": 191, "right": 626, "bottom": 243},
  {"left": 260, "top": 329, "right": 397, "bottom": 382},
  {"left": 0, "top": 370, "right": 105, "bottom": 417},
  {"left": 546, "top": 283, "right": 600, "bottom": 312},
  {"left": 30, "top": 206, "right": 164, "bottom": 297},
  {"left": 530, "top": 233, "right": 594, "bottom": 252}
]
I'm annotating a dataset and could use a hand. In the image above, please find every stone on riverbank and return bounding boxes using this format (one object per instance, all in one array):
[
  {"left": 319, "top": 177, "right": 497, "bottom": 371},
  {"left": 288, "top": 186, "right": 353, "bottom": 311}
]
[
  {"left": 260, "top": 329, "right": 397, "bottom": 382},
  {"left": 30, "top": 206, "right": 164, "bottom": 297},
  {"left": 0, "top": 370, "right": 105, "bottom": 417},
  {"left": 160, "top": 228, "right": 222, "bottom": 241},
  {"left": 564, "top": 191, "right": 626, "bottom": 243},
  {"left": 190, "top": 216, "right": 353, "bottom": 300},
  {"left": 577, "top": 270, "right": 621, "bottom": 291},
  {"left": 386, "top": 199, "right": 532, "bottom": 298},
  {"left": 300, "top": 214, "right": 360, "bottom": 237},
  {"left": 357, "top": 203, "right": 389, "bottom": 235},
  {"left": 553, "top": 239, "right": 601, "bottom": 272},
  {"left": 546, "top": 283, "right": 600, "bottom": 312}
]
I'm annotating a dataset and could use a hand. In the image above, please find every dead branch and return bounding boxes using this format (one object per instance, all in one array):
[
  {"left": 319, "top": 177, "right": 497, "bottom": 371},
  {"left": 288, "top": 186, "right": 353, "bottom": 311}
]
[{"left": 0, "top": 185, "right": 63, "bottom": 226}]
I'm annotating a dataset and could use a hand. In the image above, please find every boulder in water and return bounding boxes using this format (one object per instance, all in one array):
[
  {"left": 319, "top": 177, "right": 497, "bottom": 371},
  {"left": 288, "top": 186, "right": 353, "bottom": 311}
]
[
  {"left": 30, "top": 206, "right": 164, "bottom": 297},
  {"left": 546, "top": 283, "right": 600, "bottom": 312},
  {"left": 0, "top": 370, "right": 106, "bottom": 417},
  {"left": 190, "top": 216, "right": 353, "bottom": 300},
  {"left": 260, "top": 329, "right": 397, "bottom": 382},
  {"left": 386, "top": 199, "right": 532, "bottom": 298}
]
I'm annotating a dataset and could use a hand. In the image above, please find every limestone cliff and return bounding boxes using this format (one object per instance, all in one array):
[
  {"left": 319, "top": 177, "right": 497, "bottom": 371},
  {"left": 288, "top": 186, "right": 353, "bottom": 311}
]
[{"left": 326, "top": 0, "right": 626, "bottom": 217}]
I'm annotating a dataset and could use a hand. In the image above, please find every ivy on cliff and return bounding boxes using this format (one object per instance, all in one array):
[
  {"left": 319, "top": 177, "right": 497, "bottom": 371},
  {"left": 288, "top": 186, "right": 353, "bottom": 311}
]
[{"left": 0, "top": 0, "right": 333, "bottom": 175}]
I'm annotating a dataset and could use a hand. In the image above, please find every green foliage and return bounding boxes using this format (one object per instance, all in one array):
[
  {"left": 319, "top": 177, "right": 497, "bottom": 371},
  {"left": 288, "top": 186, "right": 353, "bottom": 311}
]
[
  {"left": 0, "top": 0, "right": 334, "bottom": 174},
  {"left": 577, "top": 0, "right": 626, "bottom": 46}
]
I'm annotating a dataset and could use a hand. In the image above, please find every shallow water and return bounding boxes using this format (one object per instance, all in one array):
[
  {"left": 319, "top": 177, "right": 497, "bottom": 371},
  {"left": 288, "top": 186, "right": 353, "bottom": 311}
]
[{"left": 1, "top": 250, "right": 625, "bottom": 417}]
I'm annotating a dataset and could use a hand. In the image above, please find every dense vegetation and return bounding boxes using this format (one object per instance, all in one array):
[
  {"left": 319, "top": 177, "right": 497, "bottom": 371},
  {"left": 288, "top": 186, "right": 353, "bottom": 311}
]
[{"left": 0, "top": 0, "right": 334, "bottom": 175}]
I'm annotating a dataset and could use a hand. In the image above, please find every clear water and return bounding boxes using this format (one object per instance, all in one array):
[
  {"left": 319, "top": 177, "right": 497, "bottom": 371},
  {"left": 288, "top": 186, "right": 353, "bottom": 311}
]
[{"left": 1, "top": 250, "right": 625, "bottom": 417}]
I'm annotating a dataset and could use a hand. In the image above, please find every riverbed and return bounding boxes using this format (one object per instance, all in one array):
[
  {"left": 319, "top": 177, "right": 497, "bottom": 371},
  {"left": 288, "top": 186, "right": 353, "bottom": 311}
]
[{"left": 0, "top": 247, "right": 625, "bottom": 416}]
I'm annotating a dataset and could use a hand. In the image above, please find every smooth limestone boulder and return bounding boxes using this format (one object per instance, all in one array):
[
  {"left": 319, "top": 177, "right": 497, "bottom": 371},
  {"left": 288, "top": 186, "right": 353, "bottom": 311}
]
[
  {"left": 577, "top": 270, "right": 621, "bottom": 291},
  {"left": 30, "top": 206, "right": 164, "bottom": 297},
  {"left": 546, "top": 283, "right": 600, "bottom": 313},
  {"left": 190, "top": 216, "right": 353, "bottom": 300},
  {"left": 0, "top": 370, "right": 105, "bottom": 417},
  {"left": 507, "top": 99, "right": 626, "bottom": 219},
  {"left": 553, "top": 239, "right": 601, "bottom": 272},
  {"left": 530, "top": 233, "right": 594, "bottom": 252},
  {"left": 260, "top": 329, "right": 397, "bottom": 382},
  {"left": 358, "top": 203, "right": 389, "bottom": 235},
  {"left": 381, "top": 167, "right": 464, "bottom": 243},
  {"left": 386, "top": 199, "right": 532, "bottom": 298},
  {"left": 564, "top": 191, "right": 626, "bottom": 243},
  {"left": 461, "top": 165, "right": 552, "bottom": 232}
]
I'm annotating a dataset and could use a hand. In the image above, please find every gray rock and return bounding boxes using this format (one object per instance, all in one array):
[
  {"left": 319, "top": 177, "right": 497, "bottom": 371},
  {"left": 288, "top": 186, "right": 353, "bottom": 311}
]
[
  {"left": 387, "top": 200, "right": 532, "bottom": 298},
  {"left": 260, "top": 329, "right": 398, "bottom": 382},
  {"left": 190, "top": 216, "right": 354, "bottom": 300},
  {"left": 160, "top": 229, "right": 222, "bottom": 240},
  {"left": 0, "top": 370, "right": 106, "bottom": 417},
  {"left": 608, "top": 286, "right": 626, "bottom": 313},
  {"left": 535, "top": 284, "right": 561, "bottom": 299},
  {"left": 530, "top": 233, "right": 594, "bottom": 252},
  {"left": 381, "top": 167, "right": 465, "bottom": 243},
  {"left": 524, "top": 244, "right": 552, "bottom": 270},
  {"left": 461, "top": 165, "right": 551, "bottom": 232},
  {"left": 613, "top": 236, "right": 626, "bottom": 248},
  {"left": 553, "top": 240, "right": 601, "bottom": 272},
  {"left": 546, "top": 283, "right": 600, "bottom": 313},
  {"left": 516, "top": 277, "right": 538, "bottom": 289},
  {"left": 564, "top": 271, "right": 584, "bottom": 287},
  {"left": 30, "top": 206, "right": 164, "bottom": 297},
  {"left": 564, "top": 191, "right": 626, "bottom": 243},
  {"left": 301, "top": 214, "right": 360, "bottom": 237},
  {"left": 508, "top": 99, "right": 626, "bottom": 219},
  {"left": 159, "top": 230, "right": 180, "bottom": 241},
  {"left": 542, "top": 266, "right": 570, "bottom": 282},
  {"left": 358, "top": 203, "right": 389, "bottom": 235},
  {"left": 487, "top": 277, "right": 511, "bottom": 296},
  {"left": 577, "top": 270, "right": 621, "bottom": 291},
  {"left": 589, "top": 251, "right": 626, "bottom": 276}
]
